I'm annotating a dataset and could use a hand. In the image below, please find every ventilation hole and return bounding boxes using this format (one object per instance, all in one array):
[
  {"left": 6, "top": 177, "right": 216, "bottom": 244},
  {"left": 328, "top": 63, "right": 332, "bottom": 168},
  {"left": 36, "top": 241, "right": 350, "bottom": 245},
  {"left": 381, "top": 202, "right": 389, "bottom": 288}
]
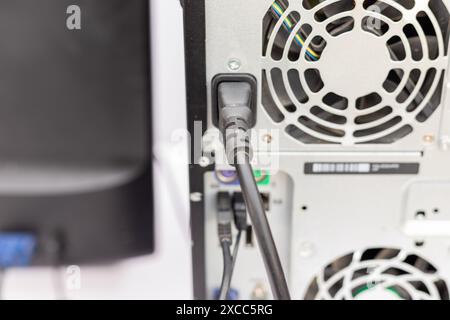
[
  {"left": 305, "top": 36, "right": 326, "bottom": 61},
  {"left": 324, "top": 253, "right": 354, "bottom": 281},
  {"left": 383, "top": 69, "right": 405, "bottom": 93},
  {"left": 435, "top": 280, "right": 450, "bottom": 300},
  {"left": 323, "top": 92, "right": 348, "bottom": 110},
  {"left": 305, "top": 69, "right": 324, "bottom": 93},
  {"left": 412, "top": 281, "right": 431, "bottom": 295},
  {"left": 362, "top": 16, "right": 390, "bottom": 37},
  {"left": 353, "top": 116, "right": 402, "bottom": 138},
  {"left": 407, "top": 68, "right": 436, "bottom": 112},
  {"left": 404, "top": 24, "right": 423, "bottom": 61},
  {"left": 375, "top": 248, "right": 402, "bottom": 260},
  {"left": 271, "top": 11, "right": 301, "bottom": 60},
  {"left": 409, "top": 281, "right": 430, "bottom": 295},
  {"left": 299, "top": 116, "right": 345, "bottom": 138},
  {"left": 387, "top": 285, "right": 412, "bottom": 300},
  {"left": 363, "top": 0, "right": 403, "bottom": 22},
  {"left": 287, "top": 69, "right": 309, "bottom": 104},
  {"left": 356, "top": 92, "right": 382, "bottom": 110},
  {"left": 355, "top": 106, "right": 393, "bottom": 125},
  {"left": 271, "top": 68, "right": 296, "bottom": 112},
  {"left": 351, "top": 268, "right": 370, "bottom": 280},
  {"left": 382, "top": 267, "right": 410, "bottom": 276},
  {"left": 396, "top": 69, "right": 421, "bottom": 104},
  {"left": 328, "top": 278, "right": 344, "bottom": 298},
  {"left": 417, "top": 11, "right": 439, "bottom": 60},
  {"left": 404, "top": 254, "right": 437, "bottom": 273},
  {"left": 429, "top": 0, "right": 450, "bottom": 55},
  {"left": 288, "top": 24, "right": 312, "bottom": 61},
  {"left": 315, "top": 0, "right": 355, "bottom": 23},
  {"left": 262, "top": 70, "right": 284, "bottom": 123},
  {"left": 311, "top": 106, "right": 347, "bottom": 125},
  {"left": 304, "top": 277, "right": 319, "bottom": 300},
  {"left": 262, "top": 1, "right": 283, "bottom": 56},
  {"left": 387, "top": 36, "right": 406, "bottom": 61},
  {"left": 302, "top": 0, "right": 318, "bottom": 10},
  {"left": 361, "top": 248, "right": 400, "bottom": 261},
  {"left": 326, "top": 17, "right": 355, "bottom": 37},
  {"left": 397, "top": 0, "right": 415, "bottom": 10},
  {"left": 362, "top": 125, "right": 413, "bottom": 144},
  {"left": 417, "top": 70, "right": 445, "bottom": 122},
  {"left": 285, "top": 124, "right": 337, "bottom": 144}
]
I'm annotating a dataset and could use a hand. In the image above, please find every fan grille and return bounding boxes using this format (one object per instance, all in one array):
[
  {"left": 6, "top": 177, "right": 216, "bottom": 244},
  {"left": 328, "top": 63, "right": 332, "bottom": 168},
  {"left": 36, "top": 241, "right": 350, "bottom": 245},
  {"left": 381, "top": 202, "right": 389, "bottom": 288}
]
[
  {"left": 305, "top": 248, "right": 449, "bottom": 300},
  {"left": 262, "top": 0, "right": 450, "bottom": 145}
]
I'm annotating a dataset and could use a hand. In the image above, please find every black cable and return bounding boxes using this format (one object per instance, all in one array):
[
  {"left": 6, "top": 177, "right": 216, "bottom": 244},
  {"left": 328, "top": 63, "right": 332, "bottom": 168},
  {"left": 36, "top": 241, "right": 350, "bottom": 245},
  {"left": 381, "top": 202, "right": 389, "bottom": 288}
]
[
  {"left": 218, "top": 241, "right": 233, "bottom": 300},
  {"left": 235, "top": 152, "right": 291, "bottom": 300},
  {"left": 220, "top": 231, "right": 242, "bottom": 300},
  {"left": 216, "top": 192, "right": 233, "bottom": 300},
  {"left": 231, "top": 230, "right": 242, "bottom": 273},
  {"left": 217, "top": 81, "right": 291, "bottom": 300}
]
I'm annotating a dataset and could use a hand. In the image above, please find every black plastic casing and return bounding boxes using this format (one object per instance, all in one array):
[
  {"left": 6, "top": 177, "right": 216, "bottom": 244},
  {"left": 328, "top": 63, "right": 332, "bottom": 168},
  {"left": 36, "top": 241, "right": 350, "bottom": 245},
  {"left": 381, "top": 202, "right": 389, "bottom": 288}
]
[
  {"left": 0, "top": 0, "right": 154, "bottom": 265},
  {"left": 212, "top": 74, "right": 258, "bottom": 129}
]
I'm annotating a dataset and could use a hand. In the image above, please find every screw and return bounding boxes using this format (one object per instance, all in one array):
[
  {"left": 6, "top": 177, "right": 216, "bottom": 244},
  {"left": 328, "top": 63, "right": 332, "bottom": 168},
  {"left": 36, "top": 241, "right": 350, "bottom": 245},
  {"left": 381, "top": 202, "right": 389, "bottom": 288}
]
[
  {"left": 423, "top": 134, "right": 435, "bottom": 144},
  {"left": 299, "top": 242, "right": 315, "bottom": 258},
  {"left": 198, "top": 156, "right": 210, "bottom": 167},
  {"left": 251, "top": 283, "right": 268, "bottom": 300},
  {"left": 262, "top": 134, "right": 273, "bottom": 144},
  {"left": 190, "top": 192, "right": 203, "bottom": 202},
  {"left": 227, "top": 58, "right": 242, "bottom": 71}
]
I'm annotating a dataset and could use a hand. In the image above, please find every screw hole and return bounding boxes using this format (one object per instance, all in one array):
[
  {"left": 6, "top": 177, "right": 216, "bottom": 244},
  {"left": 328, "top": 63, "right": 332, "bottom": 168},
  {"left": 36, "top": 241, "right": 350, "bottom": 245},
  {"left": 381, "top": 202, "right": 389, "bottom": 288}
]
[
  {"left": 301, "top": 206, "right": 308, "bottom": 211},
  {"left": 415, "top": 211, "right": 426, "bottom": 219},
  {"left": 415, "top": 241, "right": 425, "bottom": 247},
  {"left": 433, "top": 208, "right": 440, "bottom": 214}
]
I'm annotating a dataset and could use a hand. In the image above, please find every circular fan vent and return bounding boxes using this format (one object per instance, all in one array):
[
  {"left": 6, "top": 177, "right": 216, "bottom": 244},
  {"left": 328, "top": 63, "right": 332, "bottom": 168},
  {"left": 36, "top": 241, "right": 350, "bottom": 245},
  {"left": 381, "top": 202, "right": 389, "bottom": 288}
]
[
  {"left": 262, "top": 0, "right": 450, "bottom": 145},
  {"left": 305, "top": 248, "right": 449, "bottom": 300}
]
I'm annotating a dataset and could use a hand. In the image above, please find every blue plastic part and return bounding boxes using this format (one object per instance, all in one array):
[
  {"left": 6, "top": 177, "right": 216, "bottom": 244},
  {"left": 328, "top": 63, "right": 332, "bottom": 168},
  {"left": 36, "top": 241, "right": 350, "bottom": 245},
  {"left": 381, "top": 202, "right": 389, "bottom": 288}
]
[
  {"left": 0, "top": 233, "right": 36, "bottom": 268},
  {"left": 213, "top": 287, "right": 239, "bottom": 300}
]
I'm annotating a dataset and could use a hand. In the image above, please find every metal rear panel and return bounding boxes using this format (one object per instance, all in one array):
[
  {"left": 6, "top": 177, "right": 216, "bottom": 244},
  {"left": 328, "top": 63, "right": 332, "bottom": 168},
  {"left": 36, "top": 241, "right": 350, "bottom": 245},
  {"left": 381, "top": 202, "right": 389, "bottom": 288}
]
[{"left": 190, "top": 0, "right": 450, "bottom": 299}]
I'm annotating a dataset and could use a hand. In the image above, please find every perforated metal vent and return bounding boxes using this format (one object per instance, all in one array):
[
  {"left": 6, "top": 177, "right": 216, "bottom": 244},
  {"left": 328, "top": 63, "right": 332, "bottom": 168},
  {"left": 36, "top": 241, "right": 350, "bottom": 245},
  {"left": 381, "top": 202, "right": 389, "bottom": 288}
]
[
  {"left": 305, "top": 248, "right": 449, "bottom": 300},
  {"left": 262, "top": 0, "right": 450, "bottom": 145}
]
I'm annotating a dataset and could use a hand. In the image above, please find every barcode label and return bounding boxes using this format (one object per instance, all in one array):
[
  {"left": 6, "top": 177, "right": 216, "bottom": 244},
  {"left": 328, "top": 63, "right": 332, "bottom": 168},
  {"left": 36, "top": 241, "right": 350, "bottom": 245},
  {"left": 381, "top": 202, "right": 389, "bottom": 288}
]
[
  {"left": 305, "top": 163, "right": 419, "bottom": 175},
  {"left": 311, "top": 163, "right": 370, "bottom": 173}
]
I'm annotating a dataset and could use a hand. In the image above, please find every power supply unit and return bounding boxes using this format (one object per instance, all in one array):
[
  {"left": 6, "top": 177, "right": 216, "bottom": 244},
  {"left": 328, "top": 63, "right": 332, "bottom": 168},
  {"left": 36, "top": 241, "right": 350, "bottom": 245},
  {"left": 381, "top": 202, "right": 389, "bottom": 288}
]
[{"left": 184, "top": 0, "right": 450, "bottom": 300}]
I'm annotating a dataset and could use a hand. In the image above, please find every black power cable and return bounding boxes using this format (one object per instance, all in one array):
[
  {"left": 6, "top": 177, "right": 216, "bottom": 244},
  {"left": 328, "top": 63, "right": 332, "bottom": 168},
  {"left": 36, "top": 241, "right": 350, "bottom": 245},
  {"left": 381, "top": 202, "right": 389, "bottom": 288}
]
[
  {"left": 235, "top": 153, "right": 290, "bottom": 300},
  {"left": 217, "top": 81, "right": 291, "bottom": 300}
]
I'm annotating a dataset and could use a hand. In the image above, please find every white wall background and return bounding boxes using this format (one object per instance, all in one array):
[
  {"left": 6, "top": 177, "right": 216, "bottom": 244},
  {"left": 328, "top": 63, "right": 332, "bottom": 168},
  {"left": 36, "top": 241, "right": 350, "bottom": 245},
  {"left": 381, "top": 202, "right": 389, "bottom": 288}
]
[{"left": 2, "top": 0, "right": 192, "bottom": 300}]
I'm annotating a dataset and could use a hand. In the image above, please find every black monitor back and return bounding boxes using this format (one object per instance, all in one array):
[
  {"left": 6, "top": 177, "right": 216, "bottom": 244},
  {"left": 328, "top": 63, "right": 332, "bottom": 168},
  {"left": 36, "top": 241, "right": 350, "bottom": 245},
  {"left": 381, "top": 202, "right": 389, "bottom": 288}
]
[{"left": 0, "top": 0, "right": 153, "bottom": 264}]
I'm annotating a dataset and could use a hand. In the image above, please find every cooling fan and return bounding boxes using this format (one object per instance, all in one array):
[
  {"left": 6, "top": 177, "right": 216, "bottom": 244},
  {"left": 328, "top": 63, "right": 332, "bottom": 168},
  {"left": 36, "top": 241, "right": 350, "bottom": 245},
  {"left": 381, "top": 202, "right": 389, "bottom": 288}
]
[
  {"left": 305, "top": 248, "right": 449, "bottom": 300},
  {"left": 262, "top": 0, "right": 450, "bottom": 145}
]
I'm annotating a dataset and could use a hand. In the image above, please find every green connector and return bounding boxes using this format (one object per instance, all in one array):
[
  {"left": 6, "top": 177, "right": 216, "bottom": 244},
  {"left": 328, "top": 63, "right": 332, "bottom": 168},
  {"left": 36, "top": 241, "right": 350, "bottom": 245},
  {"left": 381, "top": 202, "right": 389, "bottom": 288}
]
[{"left": 254, "top": 170, "right": 270, "bottom": 186}]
